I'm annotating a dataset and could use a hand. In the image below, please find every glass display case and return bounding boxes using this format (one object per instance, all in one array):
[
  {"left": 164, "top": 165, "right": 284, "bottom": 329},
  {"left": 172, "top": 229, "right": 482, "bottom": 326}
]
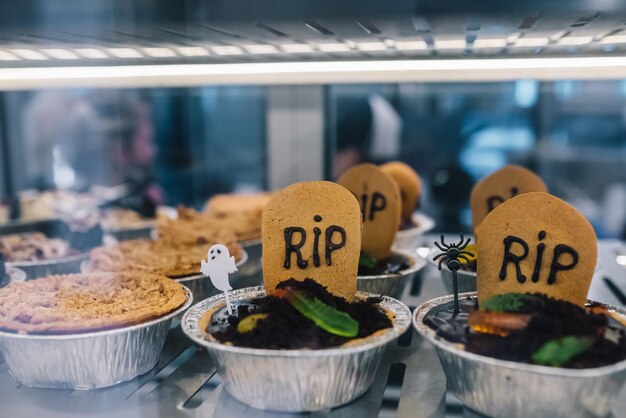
[{"left": 1, "top": 2, "right": 626, "bottom": 417}]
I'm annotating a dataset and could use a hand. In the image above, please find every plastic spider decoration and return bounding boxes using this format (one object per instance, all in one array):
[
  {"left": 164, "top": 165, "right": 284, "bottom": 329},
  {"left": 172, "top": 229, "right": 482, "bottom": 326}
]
[
  {"left": 432, "top": 234, "right": 474, "bottom": 316},
  {"left": 433, "top": 234, "right": 474, "bottom": 272}
]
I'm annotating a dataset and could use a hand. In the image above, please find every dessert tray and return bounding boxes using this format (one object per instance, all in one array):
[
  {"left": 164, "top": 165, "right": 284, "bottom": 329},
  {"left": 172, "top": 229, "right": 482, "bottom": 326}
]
[{"left": 0, "top": 238, "right": 624, "bottom": 418}]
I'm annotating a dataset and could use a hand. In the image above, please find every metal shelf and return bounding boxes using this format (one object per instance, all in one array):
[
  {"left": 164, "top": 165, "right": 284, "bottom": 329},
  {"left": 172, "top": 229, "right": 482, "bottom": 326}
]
[
  {"left": 2, "top": 238, "right": 626, "bottom": 418},
  {"left": 4, "top": 3, "right": 626, "bottom": 87}
]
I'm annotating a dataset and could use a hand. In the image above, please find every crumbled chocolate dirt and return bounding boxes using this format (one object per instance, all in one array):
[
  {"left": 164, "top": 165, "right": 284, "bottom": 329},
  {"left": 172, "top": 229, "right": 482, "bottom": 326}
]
[
  {"left": 425, "top": 294, "right": 626, "bottom": 369},
  {"left": 358, "top": 253, "right": 410, "bottom": 276},
  {"left": 209, "top": 278, "right": 393, "bottom": 349}
]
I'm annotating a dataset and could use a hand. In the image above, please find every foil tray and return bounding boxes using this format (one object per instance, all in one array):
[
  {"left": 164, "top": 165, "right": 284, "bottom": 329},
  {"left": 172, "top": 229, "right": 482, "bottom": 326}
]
[
  {"left": 357, "top": 247, "right": 427, "bottom": 298},
  {"left": 181, "top": 286, "right": 411, "bottom": 412},
  {"left": 413, "top": 292, "right": 626, "bottom": 418},
  {"left": 0, "top": 266, "right": 27, "bottom": 288},
  {"left": 7, "top": 252, "right": 90, "bottom": 280},
  {"left": 0, "top": 287, "right": 193, "bottom": 390},
  {"left": 394, "top": 212, "right": 436, "bottom": 250}
]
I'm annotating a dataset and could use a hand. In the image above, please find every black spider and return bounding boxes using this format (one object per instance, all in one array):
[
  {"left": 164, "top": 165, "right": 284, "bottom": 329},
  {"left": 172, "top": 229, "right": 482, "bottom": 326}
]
[
  {"left": 432, "top": 234, "right": 474, "bottom": 317},
  {"left": 433, "top": 234, "right": 474, "bottom": 272}
]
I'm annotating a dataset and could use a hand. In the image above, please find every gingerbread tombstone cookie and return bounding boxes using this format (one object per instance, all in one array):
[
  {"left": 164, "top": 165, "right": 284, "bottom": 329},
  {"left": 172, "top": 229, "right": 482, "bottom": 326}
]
[
  {"left": 262, "top": 181, "right": 361, "bottom": 300},
  {"left": 380, "top": 161, "right": 422, "bottom": 224},
  {"left": 337, "top": 163, "right": 401, "bottom": 260},
  {"left": 471, "top": 164, "right": 547, "bottom": 232},
  {"left": 477, "top": 192, "right": 597, "bottom": 307}
]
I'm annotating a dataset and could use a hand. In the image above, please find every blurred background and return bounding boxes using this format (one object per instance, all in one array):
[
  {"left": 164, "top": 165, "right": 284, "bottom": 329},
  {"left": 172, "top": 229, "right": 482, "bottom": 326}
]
[{"left": 2, "top": 80, "right": 626, "bottom": 236}]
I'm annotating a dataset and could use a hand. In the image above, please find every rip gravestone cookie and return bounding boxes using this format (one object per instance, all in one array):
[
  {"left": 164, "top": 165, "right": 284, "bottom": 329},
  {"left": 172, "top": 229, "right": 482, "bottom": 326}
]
[
  {"left": 338, "top": 163, "right": 401, "bottom": 260},
  {"left": 262, "top": 181, "right": 362, "bottom": 300},
  {"left": 471, "top": 164, "right": 547, "bottom": 233},
  {"left": 477, "top": 192, "right": 597, "bottom": 306},
  {"left": 380, "top": 161, "right": 422, "bottom": 225}
]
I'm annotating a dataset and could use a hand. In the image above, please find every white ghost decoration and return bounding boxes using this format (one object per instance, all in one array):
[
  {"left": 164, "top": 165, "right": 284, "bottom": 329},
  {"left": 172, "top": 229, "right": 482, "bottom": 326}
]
[{"left": 200, "top": 244, "right": 238, "bottom": 314}]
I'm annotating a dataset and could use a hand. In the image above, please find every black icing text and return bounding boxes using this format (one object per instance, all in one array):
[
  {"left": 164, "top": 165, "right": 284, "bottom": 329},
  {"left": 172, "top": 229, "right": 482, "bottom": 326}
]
[
  {"left": 283, "top": 217, "right": 347, "bottom": 269},
  {"left": 498, "top": 231, "right": 579, "bottom": 285}
]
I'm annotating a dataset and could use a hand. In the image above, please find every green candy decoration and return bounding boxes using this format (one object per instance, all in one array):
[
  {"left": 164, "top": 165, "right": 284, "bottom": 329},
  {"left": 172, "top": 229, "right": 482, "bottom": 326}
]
[
  {"left": 286, "top": 289, "right": 359, "bottom": 338},
  {"left": 481, "top": 293, "right": 540, "bottom": 313},
  {"left": 532, "top": 336, "right": 595, "bottom": 367},
  {"left": 359, "top": 253, "right": 377, "bottom": 269}
]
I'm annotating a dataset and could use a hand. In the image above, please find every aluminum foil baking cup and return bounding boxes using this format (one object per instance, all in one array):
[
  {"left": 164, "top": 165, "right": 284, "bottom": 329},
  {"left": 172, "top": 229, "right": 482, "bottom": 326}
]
[
  {"left": 0, "top": 286, "right": 192, "bottom": 390},
  {"left": 0, "top": 266, "right": 27, "bottom": 288},
  {"left": 182, "top": 286, "right": 411, "bottom": 412},
  {"left": 413, "top": 292, "right": 626, "bottom": 418},
  {"left": 7, "top": 252, "right": 90, "bottom": 280},
  {"left": 427, "top": 247, "right": 476, "bottom": 294},
  {"left": 357, "top": 248, "right": 426, "bottom": 298},
  {"left": 176, "top": 248, "right": 257, "bottom": 302},
  {"left": 394, "top": 211, "right": 435, "bottom": 250}
]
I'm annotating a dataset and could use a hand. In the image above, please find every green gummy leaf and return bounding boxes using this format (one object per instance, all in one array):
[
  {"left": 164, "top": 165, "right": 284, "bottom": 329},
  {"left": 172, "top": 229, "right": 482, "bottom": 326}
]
[
  {"left": 481, "top": 293, "right": 538, "bottom": 313},
  {"left": 532, "top": 336, "right": 595, "bottom": 367},
  {"left": 286, "top": 289, "right": 359, "bottom": 338},
  {"left": 359, "top": 253, "right": 377, "bottom": 269}
]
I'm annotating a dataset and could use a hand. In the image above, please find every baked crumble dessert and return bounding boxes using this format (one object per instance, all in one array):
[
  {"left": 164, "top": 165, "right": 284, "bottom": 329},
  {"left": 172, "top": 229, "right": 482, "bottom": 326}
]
[
  {"left": 158, "top": 206, "right": 261, "bottom": 243},
  {"left": 205, "top": 192, "right": 273, "bottom": 216},
  {"left": 100, "top": 208, "right": 152, "bottom": 231},
  {"left": 87, "top": 238, "right": 243, "bottom": 278},
  {"left": 0, "top": 272, "right": 187, "bottom": 334},
  {"left": 0, "top": 233, "right": 73, "bottom": 262}
]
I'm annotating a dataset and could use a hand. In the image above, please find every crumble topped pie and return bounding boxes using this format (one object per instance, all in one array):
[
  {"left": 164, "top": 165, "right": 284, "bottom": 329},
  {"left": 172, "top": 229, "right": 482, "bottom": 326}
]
[
  {"left": 0, "top": 272, "right": 187, "bottom": 334},
  {"left": 100, "top": 208, "right": 151, "bottom": 231},
  {"left": 87, "top": 238, "right": 243, "bottom": 278},
  {"left": 0, "top": 232, "right": 73, "bottom": 262},
  {"left": 158, "top": 206, "right": 261, "bottom": 243}
]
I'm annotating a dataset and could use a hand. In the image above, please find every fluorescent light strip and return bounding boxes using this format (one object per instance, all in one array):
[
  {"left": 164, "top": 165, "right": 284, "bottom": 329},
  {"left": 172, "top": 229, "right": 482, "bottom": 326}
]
[
  {"left": 74, "top": 48, "right": 108, "bottom": 59},
  {"left": 107, "top": 48, "right": 143, "bottom": 58},
  {"left": 142, "top": 47, "right": 177, "bottom": 58},
  {"left": 212, "top": 46, "right": 243, "bottom": 56},
  {"left": 176, "top": 47, "right": 210, "bottom": 57},
  {"left": 41, "top": 49, "right": 79, "bottom": 60},
  {"left": 317, "top": 43, "right": 351, "bottom": 52},
  {"left": 515, "top": 38, "right": 549, "bottom": 47},
  {"left": 356, "top": 42, "right": 386, "bottom": 52},
  {"left": 280, "top": 44, "right": 314, "bottom": 53},
  {"left": 473, "top": 39, "right": 507, "bottom": 49},
  {"left": 0, "top": 50, "right": 20, "bottom": 61},
  {"left": 10, "top": 49, "right": 48, "bottom": 60},
  {"left": 434, "top": 39, "right": 467, "bottom": 49},
  {"left": 395, "top": 40, "right": 428, "bottom": 51},
  {"left": 244, "top": 44, "right": 278, "bottom": 54},
  {"left": 601, "top": 35, "right": 626, "bottom": 44},
  {"left": 557, "top": 36, "right": 593, "bottom": 46},
  {"left": 3, "top": 57, "right": 626, "bottom": 89}
]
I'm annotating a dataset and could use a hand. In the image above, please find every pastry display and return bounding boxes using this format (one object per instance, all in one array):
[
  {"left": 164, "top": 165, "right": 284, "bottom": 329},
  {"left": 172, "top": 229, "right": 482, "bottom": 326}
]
[
  {"left": 424, "top": 292, "right": 626, "bottom": 368},
  {"left": 0, "top": 272, "right": 187, "bottom": 334},
  {"left": 87, "top": 238, "right": 243, "bottom": 278},
  {"left": 206, "top": 278, "right": 392, "bottom": 349},
  {"left": 337, "top": 164, "right": 423, "bottom": 296},
  {"left": 380, "top": 161, "right": 423, "bottom": 230},
  {"left": 205, "top": 192, "right": 274, "bottom": 216},
  {"left": 0, "top": 232, "right": 73, "bottom": 262},
  {"left": 415, "top": 191, "right": 626, "bottom": 418},
  {"left": 99, "top": 208, "right": 153, "bottom": 231},
  {"left": 470, "top": 164, "right": 547, "bottom": 234},
  {"left": 158, "top": 206, "right": 259, "bottom": 244},
  {"left": 182, "top": 180, "right": 410, "bottom": 412}
]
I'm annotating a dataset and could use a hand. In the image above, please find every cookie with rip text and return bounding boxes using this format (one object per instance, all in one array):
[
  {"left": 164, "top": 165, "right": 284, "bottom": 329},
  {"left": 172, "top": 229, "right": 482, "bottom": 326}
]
[
  {"left": 380, "top": 161, "right": 422, "bottom": 225},
  {"left": 471, "top": 164, "right": 547, "bottom": 234},
  {"left": 262, "top": 181, "right": 362, "bottom": 300},
  {"left": 337, "top": 163, "right": 401, "bottom": 260},
  {"left": 477, "top": 192, "right": 597, "bottom": 307}
]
